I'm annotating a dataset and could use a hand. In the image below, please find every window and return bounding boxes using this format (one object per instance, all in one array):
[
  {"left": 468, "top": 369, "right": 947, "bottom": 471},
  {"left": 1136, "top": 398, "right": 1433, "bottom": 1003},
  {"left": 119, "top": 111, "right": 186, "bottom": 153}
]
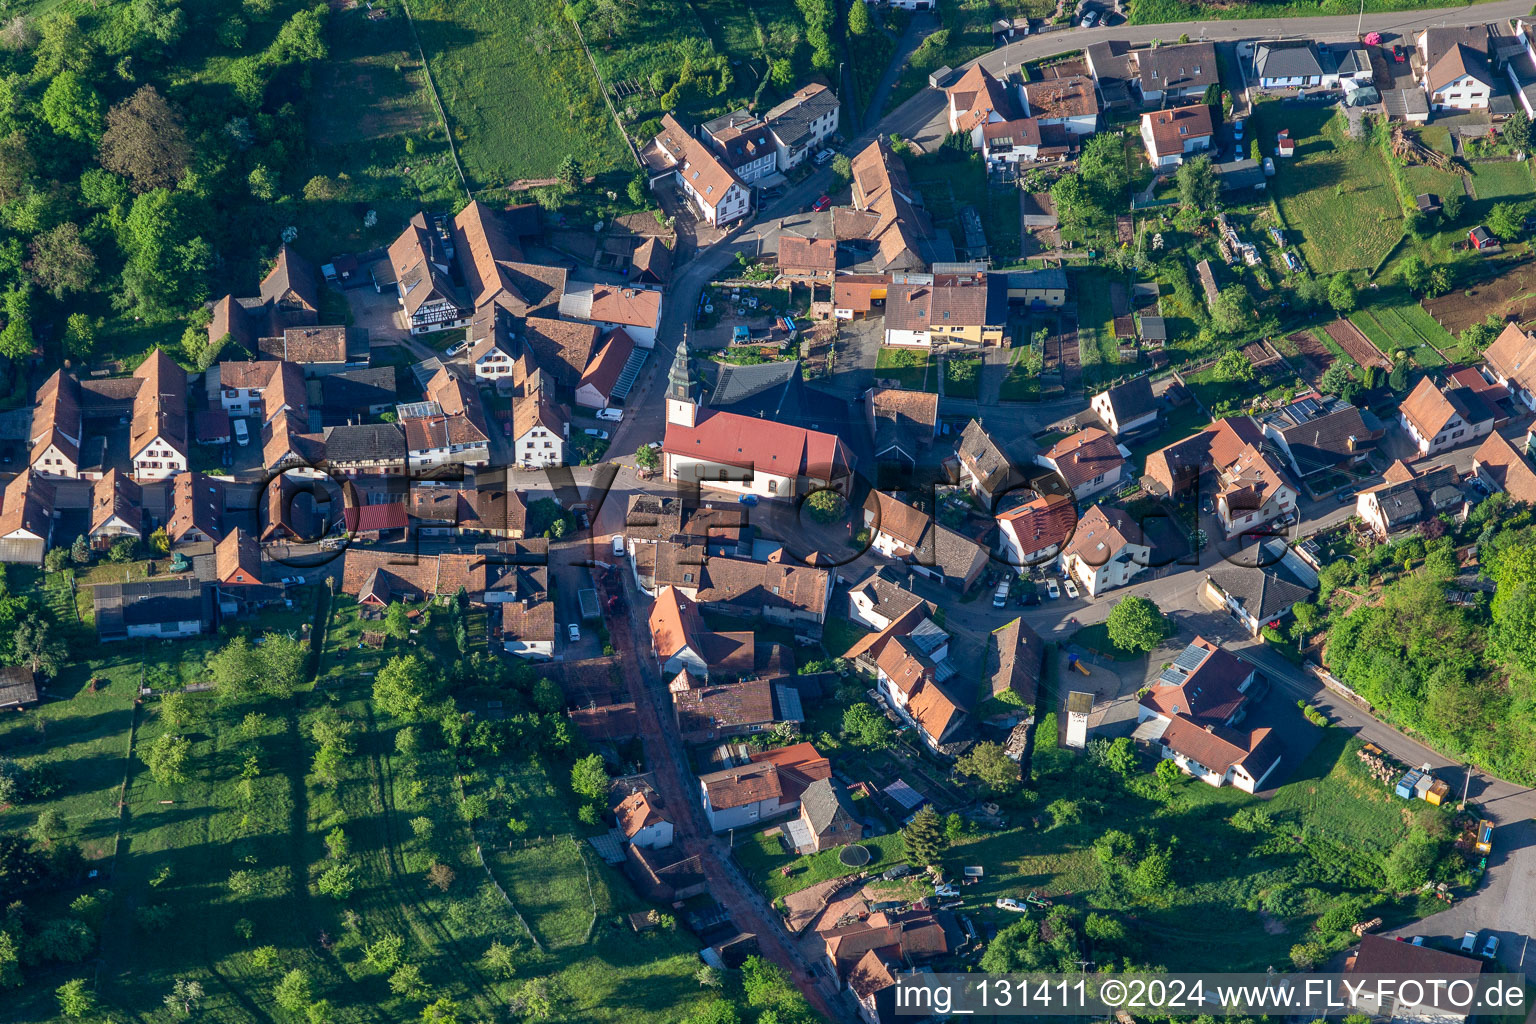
[
  {"left": 768, "top": 480, "right": 778, "bottom": 494},
  {"left": 718, "top": 469, "right": 728, "bottom": 481}
]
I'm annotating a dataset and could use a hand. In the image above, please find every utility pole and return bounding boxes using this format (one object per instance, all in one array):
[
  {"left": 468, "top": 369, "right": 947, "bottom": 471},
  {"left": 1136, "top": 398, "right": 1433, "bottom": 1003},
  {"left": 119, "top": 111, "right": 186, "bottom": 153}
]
[
  {"left": 1356, "top": 0, "right": 1365, "bottom": 43},
  {"left": 1459, "top": 763, "right": 1471, "bottom": 810}
]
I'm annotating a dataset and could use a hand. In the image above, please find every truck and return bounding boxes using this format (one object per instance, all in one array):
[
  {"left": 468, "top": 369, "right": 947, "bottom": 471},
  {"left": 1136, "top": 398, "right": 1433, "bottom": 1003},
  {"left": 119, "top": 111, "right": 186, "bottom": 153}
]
[{"left": 1475, "top": 819, "right": 1494, "bottom": 855}]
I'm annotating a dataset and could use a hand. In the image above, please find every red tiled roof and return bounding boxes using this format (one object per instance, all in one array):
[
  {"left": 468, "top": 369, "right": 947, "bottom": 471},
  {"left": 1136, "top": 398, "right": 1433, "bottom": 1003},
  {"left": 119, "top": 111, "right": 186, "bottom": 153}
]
[{"left": 663, "top": 409, "right": 851, "bottom": 480}]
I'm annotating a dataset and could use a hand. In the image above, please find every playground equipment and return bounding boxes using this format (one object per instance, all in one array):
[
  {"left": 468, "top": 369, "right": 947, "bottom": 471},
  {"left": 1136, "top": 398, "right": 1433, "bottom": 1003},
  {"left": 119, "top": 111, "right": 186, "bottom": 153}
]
[{"left": 1066, "top": 652, "right": 1091, "bottom": 676}]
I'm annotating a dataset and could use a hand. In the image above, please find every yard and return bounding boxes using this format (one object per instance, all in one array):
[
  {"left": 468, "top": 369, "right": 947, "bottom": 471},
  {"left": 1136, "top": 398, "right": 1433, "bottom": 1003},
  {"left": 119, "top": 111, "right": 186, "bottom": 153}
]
[
  {"left": 1071, "top": 272, "right": 1121, "bottom": 388},
  {"left": 876, "top": 345, "right": 936, "bottom": 391},
  {"left": 736, "top": 827, "right": 908, "bottom": 902},
  {"left": 1467, "top": 159, "right": 1535, "bottom": 203},
  {"left": 906, "top": 148, "right": 1023, "bottom": 263},
  {"left": 999, "top": 344, "right": 1043, "bottom": 402},
  {"left": 412, "top": 0, "right": 629, "bottom": 186},
  {"left": 1256, "top": 104, "right": 1404, "bottom": 274},
  {"left": 1352, "top": 297, "right": 1451, "bottom": 368},
  {"left": 944, "top": 352, "right": 983, "bottom": 399}
]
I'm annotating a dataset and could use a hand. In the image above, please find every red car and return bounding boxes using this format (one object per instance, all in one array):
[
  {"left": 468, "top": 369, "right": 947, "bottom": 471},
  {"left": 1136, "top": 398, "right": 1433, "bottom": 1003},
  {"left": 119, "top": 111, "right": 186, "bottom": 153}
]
[
  {"left": 811, "top": 195, "right": 832, "bottom": 212},
  {"left": 1393, "top": 45, "right": 1406, "bottom": 63}
]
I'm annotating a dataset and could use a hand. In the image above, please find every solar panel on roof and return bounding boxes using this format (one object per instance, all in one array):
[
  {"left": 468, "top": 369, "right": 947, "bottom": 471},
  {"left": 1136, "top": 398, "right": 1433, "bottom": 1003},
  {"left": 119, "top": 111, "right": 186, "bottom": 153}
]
[{"left": 1173, "top": 644, "right": 1211, "bottom": 673}]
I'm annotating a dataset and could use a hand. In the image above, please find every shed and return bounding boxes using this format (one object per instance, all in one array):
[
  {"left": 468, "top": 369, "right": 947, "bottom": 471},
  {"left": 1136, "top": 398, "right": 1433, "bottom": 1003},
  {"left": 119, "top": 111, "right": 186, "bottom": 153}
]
[
  {"left": 578, "top": 588, "right": 601, "bottom": 621},
  {"left": 1394, "top": 766, "right": 1424, "bottom": 799},
  {"left": 0, "top": 665, "right": 38, "bottom": 709},
  {"left": 1064, "top": 689, "right": 1093, "bottom": 749}
]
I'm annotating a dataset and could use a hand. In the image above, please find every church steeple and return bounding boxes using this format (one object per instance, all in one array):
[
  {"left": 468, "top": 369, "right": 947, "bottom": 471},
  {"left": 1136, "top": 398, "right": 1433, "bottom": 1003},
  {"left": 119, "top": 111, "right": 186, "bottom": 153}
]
[{"left": 665, "top": 329, "right": 697, "bottom": 428}]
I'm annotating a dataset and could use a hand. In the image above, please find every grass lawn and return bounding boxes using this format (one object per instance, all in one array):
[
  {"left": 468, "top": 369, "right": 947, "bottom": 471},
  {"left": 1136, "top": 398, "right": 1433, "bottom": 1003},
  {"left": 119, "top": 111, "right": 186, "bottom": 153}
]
[
  {"left": 906, "top": 148, "right": 1021, "bottom": 262},
  {"left": 876, "top": 346, "right": 935, "bottom": 391},
  {"left": 1125, "top": 400, "right": 1207, "bottom": 473},
  {"left": 1348, "top": 311, "right": 1398, "bottom": 359},
  {"left": 736, "top": 827, "right": 908, "bottom": 901},
  {"left": 1468, "top": 160, "right": 1534, "bottom": 203},
  {"left": 1071, "top": 271, "right": 1120, "bottom": 389},
  {"left": 1000, "top": 344, "right": 1043, "bottom": 402},
  {"left": 412, "top": 0, "right": 628, "bottom": 186},
  {"left": 944, "top": 353, "right": 983, "bottom": 399},
  {"left": 1359, "top": 301, "right": 1448, "bottom": 367},
  {"left": 1069, "top": 622, "right": 1144, "bottom": 662},
  {"left": 1255, "top": 104, "right": 1403, "bottom": 273}
]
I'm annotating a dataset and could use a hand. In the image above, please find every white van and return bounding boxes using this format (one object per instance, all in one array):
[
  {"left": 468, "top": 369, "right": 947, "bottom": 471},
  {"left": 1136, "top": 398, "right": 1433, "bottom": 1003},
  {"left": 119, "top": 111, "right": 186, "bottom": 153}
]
[
  {"left": 233, "top": 419, "right": 250, "bottom": 446},
  {"left": 992, "top": 581, "right": 1010, "bottom": 608},
  {"left": 612, "top": 536, "right": 626, "bottom": 558}
]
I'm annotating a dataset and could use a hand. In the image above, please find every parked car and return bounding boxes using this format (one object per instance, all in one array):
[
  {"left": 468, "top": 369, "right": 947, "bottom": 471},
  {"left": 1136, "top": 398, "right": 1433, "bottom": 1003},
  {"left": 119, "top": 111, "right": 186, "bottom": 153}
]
[
  {"left": 612, "top": 536, "right": 626, "bottom": 558},
  {"left": 596, "top": 407, "right": 623, "bottom": 422},
  {"left": 1337, "top": 489, "right": 1356, "bottom": 504},
  {"left": 738, "top": 494, "right": 759, "bottom": 506},
  {"left": 1200, "top": 494, "right": 1214, "bottom": 514},
  {"left": 992, "top": 582, "right": 1010, "bottom": 608},
  {"left": 935, "top": 884, "right": 959, "bottom": 899},
  {"left": 811, "top": 195, "right": 832, "bottom": 212},
  {"left": 1461, "top": 931, "right": 1478, "bottom": 954},
  {"left": 583, "top": 428, "right": 609, "bottom": 439},
  {"left": 1080, "top": 9, "right": 1098, "bottom": 27},
  {"left": 233, "top": 419, "right": 250, "bottom": 446},
  {"left": 568, "top": 623, "right": 581, "bottom": 643},
  {"left": 280, "top": 576, "right": 304, "bottom": 586},
  {"left": 1394, "top": 44, "right": 1407, "bottom": 62},
  {"left": 995, "top": 898, "right": 1027, "bottom": 913},
  {"left": 1482, "top": 935, "right": 1500, "bottom": 960},
  {"left": 1064, "top": 579, "right": 1080, "bottom": 600},
  {"left": 1046, "top": 579, "right": 1061, "bottom": 600},
  {"left": 813, "top": 148, "right": 835, "bottom": 166},
  {"left": 880, "top": 864, "right": 912, "bottom": 881},
  {"left": 1020, "top": 591, "right": 1041, "bottom": 607}
]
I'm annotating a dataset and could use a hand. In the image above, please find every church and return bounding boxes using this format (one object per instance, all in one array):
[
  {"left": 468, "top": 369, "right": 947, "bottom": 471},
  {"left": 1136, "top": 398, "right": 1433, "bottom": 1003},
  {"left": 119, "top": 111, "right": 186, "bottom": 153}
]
[{"left": 660, "top": 335, "right": 854, "bottom": 502}]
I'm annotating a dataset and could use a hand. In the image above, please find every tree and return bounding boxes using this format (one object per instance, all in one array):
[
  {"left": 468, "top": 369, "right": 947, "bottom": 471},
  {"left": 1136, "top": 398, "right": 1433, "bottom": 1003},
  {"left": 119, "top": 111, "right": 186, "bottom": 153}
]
[
  {"left": 769, "top": 58, "right": 794, "bottom": 88},
  {"left": 1105, "top": 596, "right": 1167, "bottom": 653},
  {"left": 1291, "top": 601, "right": 1323, "bottom": 644},
  {"left": 1425, "top": 265, "right": 1452, "bottom": 298},
  {"left": 570, "top": 753, "right": 608, "bottom": 801},
  {"left": 373, "top": 654, "right": 435, "bottom": 719},
  {"left": 804, "top": 489, "right": 846, "bottom": 523},
  {"left": 484, "top": 940, "right": 517, "bottom": 979},
  {"left": 144, "top": 733, "right": 192, "bottom": 786},
  {"left": 40, "top": 73, "right": 104, "bottom": 145},
  {"left": 258, "top": 632, "right": 306, "bottom": 697},
  {"left": 1399, "top": 254, "right": 1428, "bottom": 294},
  {"left": 1443, "top": 192, "right": 1465, "bottom": 223},
  {"left": 164, "top": 978, "right": 204, "bottom": 1017},
  {"left": 1319, "top": 362, "right": 1359, "bottom": 403},
  {"left": 902, "top": 807, "right": 947, "bottom": 866},
  {"left": 1175, "top": 154, "right": 1219, "bottom": 211},
  {"left": 149, "top": 526, "right": 171, "bottom": 555},
  {"left": 634, "top": 444, "right": 660, "bottom": 472},
  {"left": 831, "top": 152, "right": 852, "bottom": 182},
  {"left": 108, "top": 537, "right": 136, "bottom": 563},
  {"left": 1092, "top": 736, "right": 1137, "bottom": 776},
  {"left": 273, "top": 969, "right": 313, "bottom": 1015},
  {"left": 1210, "top": 288, "right": 1254, "bottom": 336},
  {"left": 1078, "top": 133, "right": 1130, "bottom": 205},
  {"left": 56, "top": 979, "right": 95, "bottom": 1019},
  {"left": 70, "top": 534, "right": 90, "bottom": 565},
  {"left": 384, "top": 602, "right": 410, "bottom": 642},
  {"left": 132, "top": 0, "right": 187, "bottom": 45},
  {"left": 556, "top": 154, "right": 582, "bottom": 189},
  {"left": 1488, "top": 201, "right": 1527, "bottom": 240},
  {"left": 421, "top": 997, "right": 461, "bottom": 1024},
  {"left": 30, "top": 808, "right": 63, "bottom": 844},
  {"left": 841, "top": 702, "right": 892, "bottom": 747},
  {"left": 0, "top": 929, "right": 21, "bottom": 989},
  {"left": 848, "top": 0, "right": 870, "bottom": 34},
  {"left": 1050, "top": 173, "right": 1091, "bottom": 229},
  {"left": 100, "top": 86, "right": 191, "bottom": 191},
  {"left": 388, "top": 963, "right": 426, "bottom": 997},
  {"left": 13, "top": 615, "right": 64, "bottom": 675},
  {"left": 954, "top": 741, "right": 1019, "bottom": 792},
  {"left": 426, "top": 862, "right": 455, "bottom": 891},
  {"left": 0, "top": 285, "right": 34, "bottom": 365},
  {"left": 1154, "top": 758, "right": 1182, "bottom": 789},
  {"left": 268, "top": 5, "right": 329, "bottom": 64},
  {"left": 316, "top": 863, "right": 357, "bottom": 900},
  {"left": 1505, "top": 109, "right": 1532, "bottom": 152},
  {"left": 207, "top": 636, "right": 259, "bottom": 700}
]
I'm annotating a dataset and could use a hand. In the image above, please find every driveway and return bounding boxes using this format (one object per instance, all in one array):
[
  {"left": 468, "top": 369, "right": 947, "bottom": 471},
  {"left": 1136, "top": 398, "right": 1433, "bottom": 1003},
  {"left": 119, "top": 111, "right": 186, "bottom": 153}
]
[{"left": 345, "top": 267, "right": 409, "bottom": 344}]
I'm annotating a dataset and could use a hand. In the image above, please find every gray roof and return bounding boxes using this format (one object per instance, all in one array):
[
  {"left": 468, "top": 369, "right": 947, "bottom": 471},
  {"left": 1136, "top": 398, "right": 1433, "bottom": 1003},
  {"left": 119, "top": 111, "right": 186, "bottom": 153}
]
[
  {"left": 800, "top": 777, "right": 858, "bottom": 837},
  {"left": 1323, "top": 45, "right": 1371, "bottom": 77},
  {"left": 0, "top": 666, "right": 37, "bottom": 708},
  {"left": 1000, "top": 267, "right": 1068, "bottom": 292},
  {"left": 765, "top": 85, "right": 840, "bottom": 151},
  {"left": 322, "top": 366, "right": 397, "bottom": 410},
  {"left": 93, "top": 578, "right": 215, "bottom": 640},
  {"left": 919, "top": 523, "right": 988, "bottom": 584},
  {"left": 1259, "top": 397, "right": 1372, "bottom": 476},
  {"left": 1254, "top": 41, "right": 1324, "bottom": 80},
  {"left": 322, "top": 422, "right": 406, "bottom": 463},
  {"left": 849, "top": 566, "right": 932, "bottom": 620},
  {"left": 1139, "top": 41, "right": 1219, "bottom": 92},
  {"left": 1138, "top": 315, "right": 1167, "bottom": 341},
  {"left": 708, "top": 360, "right": 802, "bottom": 417},
  {"left": 1100, "top": 375, "right": 1157, "bottom": 427},
  {"left": 956, "top": 419, "right": 1014, "bottom": 493},
  {"left": 1215, "top": 159, "right": 1267, "bottom": 191},
  {"left": 1205, "top": 564, "right": 1314, "bottom": 622}
]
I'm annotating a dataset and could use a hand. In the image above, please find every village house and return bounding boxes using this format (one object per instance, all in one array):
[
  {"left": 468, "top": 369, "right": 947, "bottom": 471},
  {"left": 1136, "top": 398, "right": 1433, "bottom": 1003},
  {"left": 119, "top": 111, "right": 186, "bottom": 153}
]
[
  {"left": 1060, "top": 504, "right": 1150, "bottom": 597},
  {"left": 500, "top": 568, "right": 555, "bottom": 661},
  {"left": 208, "top": 244, "right": 329, "bottom": 351},
  {"left": 955, "top": 418, "right": 1024, "bottom": 509},
  {"left": 700, "top": 110, "right": 778, "bottom": 183},
  {"left": 911, "top": 523, "right": 989, "bottom": 594},
  {"left": 946, "top": 65, "right": 1019, "bottom": 148},
  {"left": 574, "top": 329, "right": 637, "bottom": 410},
  {"left": 1140, "top": 104, "right": 1215, "bottom": 167},
  {"left": 1255, "top": 393, "right": 1378, "bottom": 480},
  {"left": 257, "top": 325, "right": 368, "bottom": 377},
  {"left": 671, "top": 673, "right": 781, "bottom": 743},
  {"left": 0, "top": 472, "right": 55, "bottom": 565},
  {"left": 996, "top": 492, "right": 1078, "bottom": 567},
  {"left": 763, "top": 82, "right": 840, "bottom": 171},
  {"left": 559, "top": 282, "right": 663, "bottom": 349},
  {"left": 321, "top": 367, "right": 397, "bottom": 420},
  {"left": 864, "top": 489, "right": 932, "bottom": 558},
  {"left": 93, "top": 577, "right": 217, "bottom": 643},
  {"left": 882, "top": 277, "right": 1008, "bottom": 349},
  {"left": 28, "top": 370, "right": 82, "bottom": 479},
  {"left": 1356, "top": 460, "right": 1466, "bottom": 540},
  {"left": 1480, "top": 322, "right": 1536, "bottom": 411},
  {"left": 466, "top": 306, "right": 518, "bottom": 382},
  {"left": 321, "top": 423, "right": 407, "bottom": 477},
  {"left": 981, "top": 117, "right": 1075, "bottom": 169},
  {"left": 1020, "top": 76, "right": 1100, "bottom": 135},
  {"left": 873, "top": 622, "right": 969, "bottom": 754},
  {"left": 1472, "top": 430, "right": 1536, "bottom": 503},
  {"left": 648, "top": 586, "right": 754, "bottom": 680},
  {"left": 866, "top": 387, "right": 940, "bottom": 470},
  {"left": 521, "top": 316, "right": 604, "bottom": 388},
  {"left": 1399, "top": 375, "right": 1495, "bottom": 456},
  {"left": 130, "top": 350, "right": 189, "bottom": 483},
  {"left": 1213, "top": 443, "right": 1296, "bottom": 538},
  {"left": 87, "top": 470, "right": 142, "bottom": 550},
  {"left": 1135, "top": 40, "right": 1219, "bottom": 104},
  {"left": 1090, "top": 376, "right": 1158, "bottom": 436},
  {"left": 511, "top": 394, "right": 568, "bottom": 469},
  {"left": 1346, "top": 934, "right": 1486, "bottom": 1022},
  {"left": 652, "top": 546, "right": 834, "bottom": 628},
  {"left": 661, "top": 342, "right": 853, "bottom": 502},
  {"left": 615, "top": 791, "right": 674, "bottom": 849},
  {"left": 985, "top": 616, "right": 1045, "bottom": 710},
  {"left": 456, "top": 198, "right": 566, "bottom": 319},
  {"left": 400, "top": 368, "right": 493, "bottom": 472},
  {"left": 646, "top": 114, "right": 752, "bottom": 227},
  {"left": 777, "top": 236, "right": 838, "bottom": 283},
  {"left": 215, "top": 360, "right": 307, "bottom": 424},
  {"left": 213, "top": 527, "right": 263, "bottom": 587},
  {"left": 1418, "top": 26, "right": 1494, "bottom": 110},
  {"left": 1202, "top": 544, "right": 1317, "bottom": 635},
  {"left": 339, "top": 549, "right": 487, "bottom": 605},
  {"left": 822, "top": 910, "right": 961, "bottom": 991},
  {"left": 167, "top": 471, "right": 225, "bottom": 546},
  {"left": 697, "top": 761, "right": 784, "bottom": 832},
  {"left": 841, "top": 138, "right": 940, "bottom": 274},
  {"left": 382, "top": 212, "right": 471, "bottom": 333},
  {"left": 1036, "top": 427, "right": 1130, "bottom": 501},
  {"left": 1134, "top": 636, "right": 1280, "bottom": 793},
  {"left": 796, "top": 777, "right": 862, "bottom": 852},
  {"left": 999, "top": 267, "right": 1068, "bottom": 307},
  {"left": 1252, "top": 41, "right": 1326, "bottom": 89},
  {"left": 846, "top": 567, "right": 934, "bottom": 631},
  {"left": 1144, "top": 417, "right": 1295, "bottom": 535}
]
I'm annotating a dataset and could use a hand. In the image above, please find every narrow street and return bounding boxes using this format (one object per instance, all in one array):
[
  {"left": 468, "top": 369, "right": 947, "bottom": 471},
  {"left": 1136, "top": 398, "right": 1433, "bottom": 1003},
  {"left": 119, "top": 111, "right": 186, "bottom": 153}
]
[{"left": 594, "top": 561, "right": 857, "bottom": 1023}]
